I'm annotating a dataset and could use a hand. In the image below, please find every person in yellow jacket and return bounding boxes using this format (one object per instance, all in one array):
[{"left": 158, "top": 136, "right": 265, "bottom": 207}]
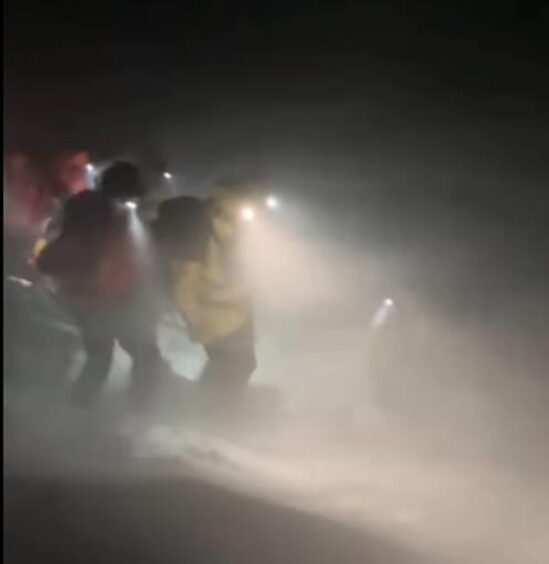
[{"left": 167, "top": 181, "right": 259, "bottom": 392}]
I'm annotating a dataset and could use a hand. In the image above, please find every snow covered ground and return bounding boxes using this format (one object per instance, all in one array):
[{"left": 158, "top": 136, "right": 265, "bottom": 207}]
[{"left": 5, "top": 371, "right": 549, "bottom": 564}]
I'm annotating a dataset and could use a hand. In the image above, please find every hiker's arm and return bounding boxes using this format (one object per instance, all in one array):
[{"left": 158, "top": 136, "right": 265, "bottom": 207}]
[
  {"left": 36, "top": 235, "right": 84, "bottom": 276},
  {"left": 35, "top": 200, "right": 85, "bottom": 276}
]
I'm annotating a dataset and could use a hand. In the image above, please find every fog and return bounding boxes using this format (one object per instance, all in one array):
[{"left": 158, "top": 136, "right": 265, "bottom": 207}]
[
  {"left": 6, "top": 142, "right": 549, "bottom": 563},
  {"left": 160, "top": 184, "right": 549, "bottom": 564},
  {"left": 5, "top": 43, "right": 549, "bottom": 560}
]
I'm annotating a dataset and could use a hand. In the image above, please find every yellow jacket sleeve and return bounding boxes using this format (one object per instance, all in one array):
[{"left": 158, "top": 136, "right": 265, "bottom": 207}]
[{"left": 30, "top": 237, "right": 48, "bottom": 266}]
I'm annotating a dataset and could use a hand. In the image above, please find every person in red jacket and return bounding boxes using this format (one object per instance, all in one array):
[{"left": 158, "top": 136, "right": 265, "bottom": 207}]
[
  {"left": 37, "top": 162, "right": 161, "bottom": 409},
  {"left": 4, "top": 152, "right": 55, "bottom": 278}
]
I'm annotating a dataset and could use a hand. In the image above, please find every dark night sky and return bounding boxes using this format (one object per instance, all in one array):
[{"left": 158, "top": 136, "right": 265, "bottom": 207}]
[
  {"left": 4, "top": 1, "right": 549, "bottom": 226},
  {"left": 5, "top": 1, "right": 548, "bottom": 150}
]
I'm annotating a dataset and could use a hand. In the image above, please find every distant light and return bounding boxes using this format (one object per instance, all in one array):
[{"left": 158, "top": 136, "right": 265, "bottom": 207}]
[
  {"left": 241, "top": 206, "right": 256, "bottom": 222},
  {"left": 86, "top": 163, "right": 95, "bottom": 173},
  {"left": 266, "top": 195, "right": 279, "bottom": 210},
  {"left": 163, "top": 172, "right": 173, "bottom": 180},
  {"left": 125, "top": 200, "right": 138, "bottom": 210},
  {"left": 370, "top": 297, "right": 396, "bottom": 329}
]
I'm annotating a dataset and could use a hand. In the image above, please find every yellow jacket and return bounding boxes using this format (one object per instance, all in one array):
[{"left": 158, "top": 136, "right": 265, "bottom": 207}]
[{"left": 173, "top": 234, "right": 252, "bottom": 344}]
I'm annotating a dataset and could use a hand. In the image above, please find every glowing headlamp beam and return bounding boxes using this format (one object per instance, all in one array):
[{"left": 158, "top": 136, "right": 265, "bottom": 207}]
[
  {"left": 241, "top": 206, "right": 256, "bottom": 222},
  {"left": 266, "top": 195, "right": 279, "bottom": 210}
]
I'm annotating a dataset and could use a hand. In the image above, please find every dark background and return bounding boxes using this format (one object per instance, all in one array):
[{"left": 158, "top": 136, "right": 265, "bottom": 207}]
[
  {"left": 5, "top": 1, "right": 548, "bottom": 162},
  {"left": 5, "top": 0, "right": 549, "bottom": 328}
]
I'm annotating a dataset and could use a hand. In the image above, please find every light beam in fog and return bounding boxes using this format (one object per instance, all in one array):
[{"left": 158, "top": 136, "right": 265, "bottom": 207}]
[
  {"left": 241, "top": 206, "right": 256, "bottom": 222},
  {"left": 241, "top": 219, "right": 342, "bottom": 314},
  {"left": 266, "top": 195, "right": 279, "bottom": 210}
]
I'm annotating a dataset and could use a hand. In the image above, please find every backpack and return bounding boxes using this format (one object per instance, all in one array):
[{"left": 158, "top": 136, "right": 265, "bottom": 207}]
[{"left": 153, "top": 196, "right": 210, "bottom": 264}]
